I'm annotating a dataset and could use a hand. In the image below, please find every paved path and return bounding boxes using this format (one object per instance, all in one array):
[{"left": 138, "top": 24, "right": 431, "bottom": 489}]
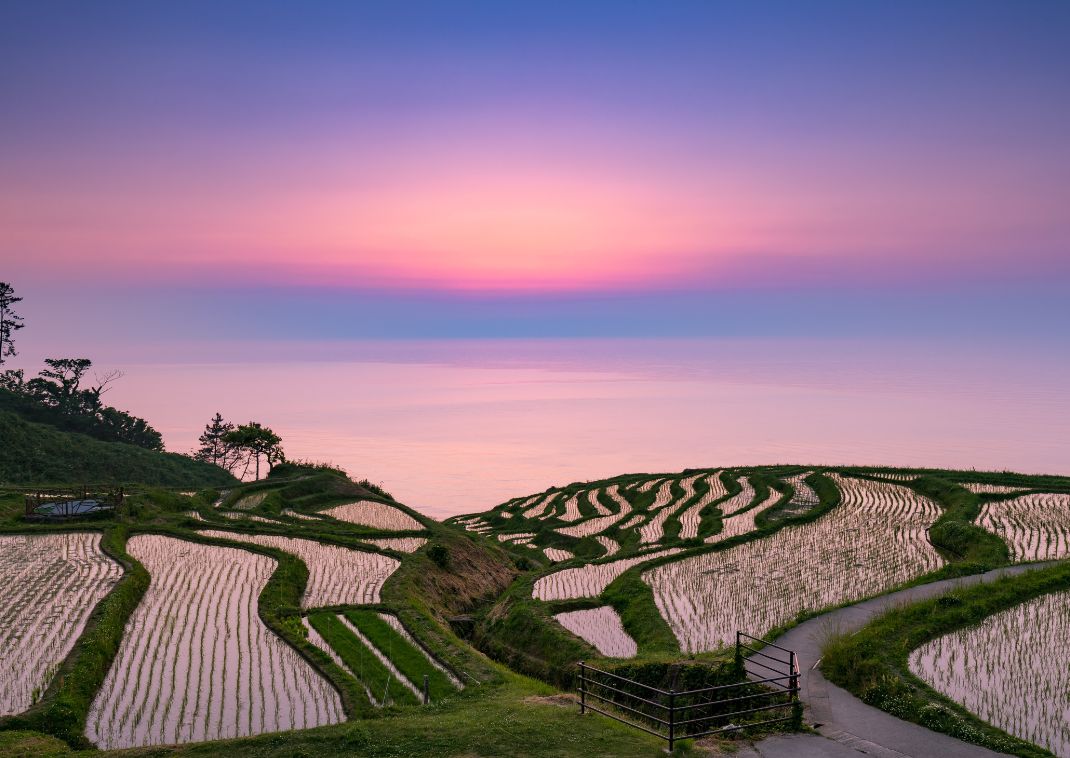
[{"left": 746, "top": 563, "right": 1055, "bottom": 758}]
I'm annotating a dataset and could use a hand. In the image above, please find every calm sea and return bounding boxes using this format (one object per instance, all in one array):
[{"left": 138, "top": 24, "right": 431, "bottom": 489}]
[{"left": 98, "top": 338, "right": 1069, "bottom": 519}]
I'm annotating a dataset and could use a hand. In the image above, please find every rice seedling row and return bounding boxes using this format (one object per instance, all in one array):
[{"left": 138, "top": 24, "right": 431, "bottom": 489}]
[
  {"left": 909, "top": 589, "right": 1070, "bottom": 757},
  {"left": 343, "top": 610, "right": 459, "bottom": 699},
  {"left": 637, "top": 480, "right": 684, "bottom": 544},
  {"left": 377, "top": 613, "right": 463, "bottom": 689},
  {"left": 533, "top": 547, "right": 683, "bottom": 601},
  {"left": 636, "top": 478, "right": 664, "bottom": 493},
  {"left": 703, "top": 485, "right": 780, "bottom": 545},
  {"left": 233, "top": 492, "right": 268, "bottom": 511},
  {"left": 337, "top": 615, "right": 422, "bottom": 704},
  {"left": 643, "top": 475, "right": 945, "bottom": 652},
  {"left": 0, "top": 533, "right": 122, "bottom": 716},
  {"left": 219, "top": 511, "right": 283, "bottom": 525},
  {"left": 543, "top": 547, "right": 574, "bottom": 563},
  {"left": 677, "top": 472, "right": 728, "bottom": 540},
  {"left": 587, "top": 489, "right": 612, "bottom": 516},
  {"left": 977, "top": 493, "right": 1070, "bottom": 561},
  {"left": 363, "top": 536, "right": 428, "bottom": 553},
  {"left": 198, "top": 530, "right": 400, "bottom": 607},
  {"left": 283, "top": 509, "right": 325, "bottom": 521},
  {"left": 784, "top": 473, "right": 819, "bottom": 506},
  {"left": 497, "top": 532, "right": 536, "bottom": 544},
  {"left": 86, "top": 535, "right": 343, "bottom": 749},
  {"left": 958, "top": 482, "right": 1030, "bottom": 495},
  {"left": 552, "top": 606, "right": 637, "bottom": 658},
  {"left": 323, "top": 500, "right": 423, "bottom": 531},
  {"left": 306, "top": 612, "right": 416, "bottom": 707},
  {"left": 555, "top": 485, "right": 634, "bottom": 538},
  {"left": 522, "top": 493, "right": 559, "bottom": 519},
  {"left": 595, "top": 535, "right": 620, "bottom": 557}
]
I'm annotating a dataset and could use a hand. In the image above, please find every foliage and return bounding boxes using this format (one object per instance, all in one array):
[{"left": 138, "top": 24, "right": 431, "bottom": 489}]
[
  {"left": 0, "top": 405, "right": 236, "bottom": 487},
  {"left": 0, "top": 358, "right": 163, "bottom": 451},
  {"left": 0, "top": 281, "right": 24, "bottom": 366},
  {"left": 224, "top": 422, "right": 285, "bottom": 480}
]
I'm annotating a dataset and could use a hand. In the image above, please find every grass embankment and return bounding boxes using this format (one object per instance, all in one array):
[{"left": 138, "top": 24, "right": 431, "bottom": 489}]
[
  {"left": 822, "top": 561, "right": 1070, "bottom": 758},
  {"left": 913, "top": 476, "right": 1010, "bottom": 577},
  {"left": 309, "top": 612, "right": 420, "bottom": 706},
  {"left": 343, "top": 610, "right": 457, "bottom": 701},
  {"left": 0, "top": 408, "right": 235, "bottom": 488},
  {"left": 0, "top": 677, "right": 669, "bottom": 758},
  {"left": 0, "top": 526, "right": 149, "bottom": 748}
]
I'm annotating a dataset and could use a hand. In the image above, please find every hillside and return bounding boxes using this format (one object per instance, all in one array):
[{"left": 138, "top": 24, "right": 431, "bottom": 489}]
[{"left": 0, "top": 408, "right": 236, "bottom": 487}]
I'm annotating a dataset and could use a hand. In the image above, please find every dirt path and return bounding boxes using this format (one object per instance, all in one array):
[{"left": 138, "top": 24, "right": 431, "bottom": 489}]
[{"left": 745, "top": 563, "right": 1055, "bottom": 758}]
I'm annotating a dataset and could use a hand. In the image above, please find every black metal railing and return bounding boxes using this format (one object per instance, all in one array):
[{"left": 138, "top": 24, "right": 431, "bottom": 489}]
[{"left": 577, "top": 632, "right": 800, "bottom": 751}]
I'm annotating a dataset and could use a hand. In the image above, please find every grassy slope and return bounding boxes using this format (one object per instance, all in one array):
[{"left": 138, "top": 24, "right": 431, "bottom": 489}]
[{"left": 0, "top": 409, "right": 235, "bottom": 488}]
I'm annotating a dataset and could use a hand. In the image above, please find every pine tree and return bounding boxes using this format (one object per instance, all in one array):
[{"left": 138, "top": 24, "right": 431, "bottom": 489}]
[
  {"left": 0, "top": 282, "right": 25, "bottom": 367},
  {"left": 194, "top": 412, "right": 236, "bottom": 470}
]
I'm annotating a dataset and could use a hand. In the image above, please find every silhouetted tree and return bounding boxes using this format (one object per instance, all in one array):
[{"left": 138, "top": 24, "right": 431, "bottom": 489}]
[
  {"left": 0, "top": 282, "right": 25, "bottom": 366},
  {"left": 224, "top": 422, "right": 284, "bottom": 480},
  {"left": 194, "top": 412, "right": 240, "bottom": 472}
]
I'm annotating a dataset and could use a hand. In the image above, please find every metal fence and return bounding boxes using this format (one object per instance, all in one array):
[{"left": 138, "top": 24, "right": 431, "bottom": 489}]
[{"left": 577, "top": 632, "right": 800, "bottom": 751}]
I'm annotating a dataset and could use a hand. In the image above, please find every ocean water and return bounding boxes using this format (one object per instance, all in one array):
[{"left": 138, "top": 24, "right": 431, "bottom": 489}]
[{"left": 96, "top": 337, "right": 1069, "bottom": 519}]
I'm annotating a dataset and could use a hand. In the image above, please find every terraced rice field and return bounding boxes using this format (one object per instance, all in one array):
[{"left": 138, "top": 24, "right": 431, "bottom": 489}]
[
  {"left": 704, "top": 484, "right": 779, "bottom": 545},
  {"left": 909, "top": 590, "right": 1070, "bottom": 757},
  {"left": 0, "top": 533, "right": 123, "bottom": 716},
  {"left": 533, "top": 548, "right": 682, "bottom": 601},
  {"left": 959, "top": 482, "right": 1031, "bottom": 495},
  {"left": 677, "top": 473, "right": 728, "bottom": 540},
  {"left": 324, "top": 500, "right": 423, "bottom": 531},
  {"left": 785, "top": 473, "right": 819, "bottom": 506},
  {"left": 198, "top": 530, "right": 400, "bottom": 607},
  {"left": 553, "top": 606, "right": 637, "bottom": 658},
  {"left": 377, "top": 613, "right": 463, "bottom": 689},
  {"left": 638, "top": 477, "right": 695, "bottom": 544},
  {"left": 977, "top": 493, "right": 1070, "bottom": 561},
  {"left": 86, "top": 535, "right": 343, "bottom": 749},
  {"left": 556, "top": 485, "right": 633, "bottom": 538},
  {"left": 363, "top": 537, "right": 428, "bottom": 553},
  {"left": 543, "top": 547, "right": 574, "bottom": 562},
  {"left": 595, "top": 535, "right": 620, "bottom": 556},
  {"left": 219, "top": 511, "right": 283, "bottom": 525},
  {"left": 644, "top": 475, "right": 945, "bottom": 652},
  {"left": 522, "top": 493, "right": 559, "bottom": 519},
  {"left": 233, "top": 491, "right": 268, "bottom": 510}
]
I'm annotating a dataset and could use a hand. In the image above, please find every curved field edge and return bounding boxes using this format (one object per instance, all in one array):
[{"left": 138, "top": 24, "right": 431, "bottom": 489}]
[
  {"left": 821, "top": 561, "right": 1070, "bottom": 758},
  {"left": 0, "top": 526, "right": 147, "bottom": 748},
  {"left": 473, "top": 471, "right": 841, "bottom": 682},
  {"left": 474, "top": 468, "right": 1042, "bottom": 683}
]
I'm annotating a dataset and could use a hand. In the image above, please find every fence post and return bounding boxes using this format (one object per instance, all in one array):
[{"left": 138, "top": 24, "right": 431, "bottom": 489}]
[
  {"left": 735, "top": 630, "right": 743, "bottom": 675},
  {"left": 790, "top": 651, "right": 802, "bottom": 728},
  {"left": 423, "top": 674, "right": 429, "bottom": 705},
  {"left": 667, "top": 688, "right": 675, "bottom": 752},
  {"left": 579, "top": 662, "right": 586, "bottom": 714}
]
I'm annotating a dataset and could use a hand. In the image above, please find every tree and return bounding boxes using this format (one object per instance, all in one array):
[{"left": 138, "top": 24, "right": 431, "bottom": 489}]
[
  {"left": 0, "top": 282, "right": 24, "bottom": 366},
  {"left": 194, "top": 412, "right": 239, "bottom": 471},
  {"left": 27, "top": 358, "right": 93, "bottom": 413},
  {"left": 224, "top": 422, "right": 284, "bottom": 480}
]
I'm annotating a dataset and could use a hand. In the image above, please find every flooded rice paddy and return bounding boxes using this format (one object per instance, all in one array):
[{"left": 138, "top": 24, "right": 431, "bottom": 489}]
[
  {"left": 0, "top": 532, "right": 122, "bottom": 716},
  {"left": 85, "top": 535, "right": 343, "bottom": 749},
  {"left": 909, "top": 589, "right": 1070, "bottom": 757}
]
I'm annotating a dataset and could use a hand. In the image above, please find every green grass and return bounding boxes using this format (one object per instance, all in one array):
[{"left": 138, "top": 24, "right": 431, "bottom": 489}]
[
  {"left": 308, "top": 611, "right": 420, "bottom": 707},
  {"left": 0, "top": 676, "right": 669, "bottom": 757},
  {"left": 821, "top": 562, "right": 1070, "bottom": 758},
  {"left": 342, "top": 610, "right": 458, "bottom": 701},
  {"left": 0, "top": 408, "right": 234, "bottom": 488}
]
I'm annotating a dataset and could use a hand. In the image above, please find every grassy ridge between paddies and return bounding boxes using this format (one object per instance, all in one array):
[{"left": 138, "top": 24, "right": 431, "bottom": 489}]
[
  {"left": 0, "top": 405, "right": 235, "bottom": 488},
  {"left": 474, "top": 469, "right": 839, "bottom": 686},
  {"left": 821, "top": 561, "right": 1070, "bottom": 758},
  {"left": 343, "top": 610, "right": 457, "bottom": 700},
  {"left": 308, "top": 612, "right": 420, "bottom": 706}
]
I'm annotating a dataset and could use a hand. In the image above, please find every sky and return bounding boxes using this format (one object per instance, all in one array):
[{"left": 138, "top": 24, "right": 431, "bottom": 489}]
[{"left": 2, "top": 0, "right": 1069, "bottom": 343}]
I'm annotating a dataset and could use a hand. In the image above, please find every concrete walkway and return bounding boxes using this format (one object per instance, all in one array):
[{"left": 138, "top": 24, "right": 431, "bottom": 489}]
[{"left": 745, "top": 563, "right": 1055, "bottom": 758}]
